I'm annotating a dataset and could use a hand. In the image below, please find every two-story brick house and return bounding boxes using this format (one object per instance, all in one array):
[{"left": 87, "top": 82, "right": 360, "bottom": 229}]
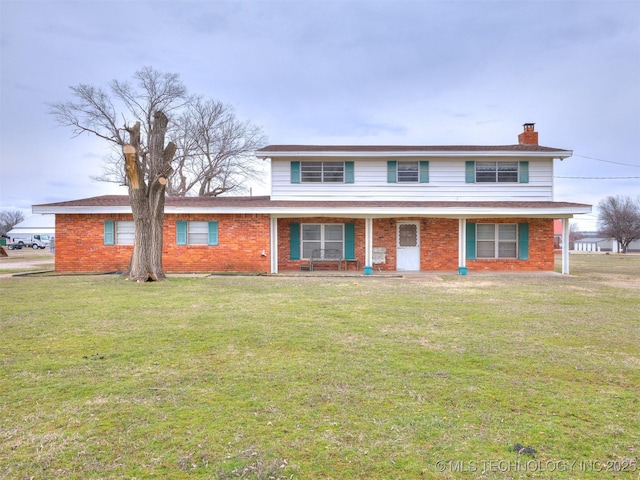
[{"left": 33, "top": 124, "right": 591, "bottom": 275}]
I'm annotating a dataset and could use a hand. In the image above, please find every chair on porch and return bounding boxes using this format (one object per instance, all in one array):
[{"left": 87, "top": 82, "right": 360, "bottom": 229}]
[{"left": 372, "top": 247, "right": 386, "bottom": 271}]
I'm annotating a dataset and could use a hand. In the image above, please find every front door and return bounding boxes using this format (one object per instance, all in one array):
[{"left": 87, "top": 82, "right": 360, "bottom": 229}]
[{"left": 396, "top": 222, "right": 420, "bottom": 271}]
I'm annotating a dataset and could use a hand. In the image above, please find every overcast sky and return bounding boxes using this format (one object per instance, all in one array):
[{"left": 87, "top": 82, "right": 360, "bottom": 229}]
[{"left": 1, "top": 0, "right": 639, "bottom": 229}]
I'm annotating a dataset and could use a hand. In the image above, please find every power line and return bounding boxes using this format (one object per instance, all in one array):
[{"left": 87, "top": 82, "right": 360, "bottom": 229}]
[
  {"left": 573, "top": 154, "right": 640, "bottom": 168},
  {"left": 555, "top": 174, "right": 640, "bottom": 179}
]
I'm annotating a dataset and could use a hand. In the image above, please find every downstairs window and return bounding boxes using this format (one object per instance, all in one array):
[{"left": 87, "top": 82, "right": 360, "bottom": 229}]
[{"left": 104, "top": 221, "right": 134, "bottom": 245}]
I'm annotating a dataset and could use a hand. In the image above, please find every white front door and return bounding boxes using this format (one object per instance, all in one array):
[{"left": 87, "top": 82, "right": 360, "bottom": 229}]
[{"left": 396, "top": 222, "right": 420, "bottom": 271}]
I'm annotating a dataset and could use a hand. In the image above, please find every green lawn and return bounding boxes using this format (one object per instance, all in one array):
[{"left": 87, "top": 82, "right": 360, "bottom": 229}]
[{"left": 1, "top": 255, "right": 638, "bottom": 479}]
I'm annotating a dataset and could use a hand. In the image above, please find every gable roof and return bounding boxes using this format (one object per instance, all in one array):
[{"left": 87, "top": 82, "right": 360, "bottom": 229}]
[
  {"left": 33, "top": 195, "right": 591, "bottom": 218},
  {"left": 256, "top": 144, "right": 572, "bottom": 158}
]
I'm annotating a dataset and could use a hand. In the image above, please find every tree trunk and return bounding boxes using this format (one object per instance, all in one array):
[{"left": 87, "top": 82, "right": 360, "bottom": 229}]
[{"left": 123, "top": 113, "right": 175, "bottom": 282}]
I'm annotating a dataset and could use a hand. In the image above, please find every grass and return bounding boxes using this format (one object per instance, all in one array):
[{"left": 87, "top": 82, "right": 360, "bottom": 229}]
[{"left": 1, "top": 254, "right": 638, "bottom": 479}]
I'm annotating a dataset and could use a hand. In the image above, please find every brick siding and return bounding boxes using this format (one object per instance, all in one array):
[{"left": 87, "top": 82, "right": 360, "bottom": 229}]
[
  {"left": 54, "top": 215, "right": 554, "bottom": 274},
  {"left": 54, "top": 213, "right": 271, "bottom": 274}
]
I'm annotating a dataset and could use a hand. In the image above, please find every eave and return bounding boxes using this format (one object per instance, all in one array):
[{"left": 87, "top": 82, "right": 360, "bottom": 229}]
[
  {"left": 256, "top": 145, "right": 573, "bottom": 160},
  {"left": 33, "top": 196, "right": 591, "bottom": 219}
]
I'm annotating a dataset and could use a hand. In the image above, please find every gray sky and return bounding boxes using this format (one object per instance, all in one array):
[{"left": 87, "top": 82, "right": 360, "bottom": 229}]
[{"left": 1, "top": 0, "right": 639, "bottom": 229}]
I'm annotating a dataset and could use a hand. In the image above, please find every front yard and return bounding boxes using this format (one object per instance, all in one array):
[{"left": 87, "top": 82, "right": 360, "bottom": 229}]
[{"left": 1, "top": 254, "right": 638, "bottom": 478}]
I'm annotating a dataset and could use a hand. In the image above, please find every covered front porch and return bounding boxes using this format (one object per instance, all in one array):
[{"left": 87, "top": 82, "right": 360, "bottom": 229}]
[{"left": 267, "top": 214, "right": 576, "bottom": 275}]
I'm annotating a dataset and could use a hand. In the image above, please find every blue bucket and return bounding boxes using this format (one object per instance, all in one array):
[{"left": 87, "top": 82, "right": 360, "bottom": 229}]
[{"left": 458, "top": 266, "right": 468, "bottom": 275}]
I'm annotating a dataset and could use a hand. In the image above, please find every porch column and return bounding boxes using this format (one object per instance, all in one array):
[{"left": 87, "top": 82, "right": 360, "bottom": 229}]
[
  {"left": 458, "top": 218, "right": 467, "bottom": 274},
  {"left": 561, "top": 218, "right": 570, "bottom": 275},
  {"left": 270, "top": 217, "right": 278, "bottom": 274},
  {"left": 364, "top": 217, "right": 373, "bottom": 275}
]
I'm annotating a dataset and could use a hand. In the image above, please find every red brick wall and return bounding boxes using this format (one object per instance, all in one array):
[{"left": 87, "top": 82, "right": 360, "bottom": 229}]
[
  {"left": 55, "top": 214, "right": 133, "bottom": 273},
  {"left": 54, "top": 213, "right": 271, "bottom": 274},
  {"left": 164, "top": 214, "right": 271, "bottom": 273},
  {"left": 277, "top": 218, "right": 366, "bottom": 271},
  {"left": 278, "top": 217, "right": 553, "bottom": 272},
  {"left": 371, "top": 218, "right": 459, "bottom": 271},
  {"left": 54, "top": 214, "right": 554, "bottom": 274},
  {"left": 466, "top": 218, "right": 554, "bottom": 271}
]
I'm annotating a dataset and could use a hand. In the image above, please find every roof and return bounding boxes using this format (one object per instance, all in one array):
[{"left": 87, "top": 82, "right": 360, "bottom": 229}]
[
  {"left": 33, "top": 195, "right": 591, "bottom": 219},
  {"left": 6, "top": 215, "right": 56, "bottom": 235},
  {"left": 256, "top": 144, "right": 573, "bottom": 158},
  {"left": 9, "top": 215, "right": 55, "bottom": 229}
]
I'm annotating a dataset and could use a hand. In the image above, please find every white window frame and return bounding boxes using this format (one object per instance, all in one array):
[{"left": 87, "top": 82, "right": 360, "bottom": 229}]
[
  {"left": 476, "top": 162, "right": 519, "bottom": 183},
  {"left": 116, "top": 221, "right": 134, "bottom": 245},
  {"left": 397, "top": 161, "right": 419, "bottom": 182},
  {"left": 476, "top": 224, "right": 518, "bottom": 259},
  {"left": 301, "top": 223, "right": 345, "bottom": 259},
  {"left": 301, "top": 162, "right": 345, "bottom": 183},
  {"left": 187, "top": 221, "right": 209, "bottom": 245}
]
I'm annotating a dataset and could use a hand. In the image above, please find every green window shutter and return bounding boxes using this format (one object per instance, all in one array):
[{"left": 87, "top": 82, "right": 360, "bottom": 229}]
[
  {"left": 466, "top": 222, "right": 476, "bottom": 260},
  {"left": 518, "top": 223, "right": 529, "bottom": 260},
  {"left": 208, "top": 221, "right": 219, "bottom": 246},
  {"left": 465, "top": 161, "right": 475, "bottom": 183},
  {"left": 290, "top": 222, "right": 300, "bottom": 260},
  {"left": 345, "top": 161, "right": 354, "bottom": 183},
  {"left": 104, "top": 221, "right": 115, "bottom": 246},
  {"left": 176, "top": 221, "right": 187, "bottom": 245},
  {"left": 419, "top": 161, "right": 430, "bottom": 183},
  {"left": 387, "top": 161, "right": 397, "bottom": 183},
  {"left": 291, "top": 161, "right": 301, "bottom": 184},
  {"left": 345, "top": 222, "right": 355, "bottom": 259},
  {"left": 519, "top": 161, "right": 529, "bottom": 183}
]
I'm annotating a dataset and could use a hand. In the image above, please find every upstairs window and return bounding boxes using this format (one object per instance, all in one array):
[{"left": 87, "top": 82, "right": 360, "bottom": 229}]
[
  {"left": 476, "top": 162, "right": 518, "bottom": 183},
  {"left": 291, "top": 161, "right": 354, "bottom": 183},
  {"left": 302, "top": 162, "right": 344, "bottom": 182},
  {"left": 397, "top": 161, "right": 419, "bottom": 182},
  {"left": 387, "top": 161, "right": 429, "bottom": 183},
  {"left": 466, "top": 161, "right": 528, "bottom": 183}
]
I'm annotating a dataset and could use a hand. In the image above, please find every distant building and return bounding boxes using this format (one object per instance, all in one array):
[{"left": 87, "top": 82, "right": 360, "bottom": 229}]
[
  {"left": 574, "top": 237, "right": 640, "bottom": 253},
  {"left": 6, "top": 215, "right": 55, "bottom": 244}
]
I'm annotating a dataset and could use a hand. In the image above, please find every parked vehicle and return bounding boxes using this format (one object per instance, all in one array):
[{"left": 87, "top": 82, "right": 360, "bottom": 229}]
[{"left": 6, "top": 234, "right": 50, "bottom": 250}]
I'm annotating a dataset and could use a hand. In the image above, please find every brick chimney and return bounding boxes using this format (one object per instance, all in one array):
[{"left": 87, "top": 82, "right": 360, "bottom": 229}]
[{"left": 518, "top": 123, "right": 538, "bottom": 145}]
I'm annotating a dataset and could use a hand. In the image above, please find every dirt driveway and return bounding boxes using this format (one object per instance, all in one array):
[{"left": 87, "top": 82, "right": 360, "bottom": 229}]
[{"left": 0, "top": 246, "right": 54, "bottom": 275}]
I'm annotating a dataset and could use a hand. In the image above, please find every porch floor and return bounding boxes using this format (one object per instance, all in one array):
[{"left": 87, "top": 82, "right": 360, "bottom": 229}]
[{"left": 274, "top": 269, "right": 562, "bottom": 278}]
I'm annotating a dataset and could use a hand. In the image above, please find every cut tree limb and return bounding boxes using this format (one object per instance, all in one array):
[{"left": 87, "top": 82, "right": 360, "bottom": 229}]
[{"left": 123, "top": 145, "right": 139, "bottom": 189}]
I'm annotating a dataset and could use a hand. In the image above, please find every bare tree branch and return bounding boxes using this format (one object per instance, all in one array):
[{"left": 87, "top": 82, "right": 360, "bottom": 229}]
[
  {"left": 0, "top": 210, "right": 25, "bottom": 236},
  {"left": 167, "top": 97, "right": 267, "bottom": 196}
]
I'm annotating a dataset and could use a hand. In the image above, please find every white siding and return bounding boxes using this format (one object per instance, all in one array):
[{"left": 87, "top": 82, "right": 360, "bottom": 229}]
[{"left": 270, "top": 157, "right": 555, "bottom": 201}]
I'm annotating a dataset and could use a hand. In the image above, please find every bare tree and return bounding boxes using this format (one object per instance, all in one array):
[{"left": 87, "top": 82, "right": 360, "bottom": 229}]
[
  {"left": 169, "top": 98, "right": 266, "bottom": 196},
  {"left": 0, "top": 210, "right": 25, "bottom": 236},
  {"left": 50, "top": 67, "right": 265, "bottom": 281},
  {"left": 597, "top": 195, "right": 640, "bottom": 253}
]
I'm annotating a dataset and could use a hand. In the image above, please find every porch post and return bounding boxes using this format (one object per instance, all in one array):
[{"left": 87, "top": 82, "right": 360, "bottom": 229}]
[
  {"left": 562, "top": 218, "right": 570, "bottom": 275},
  {"left": 364, "top": 217, "right": 373, "bottom": 275},
  {"left": 270, "top": 217, "right": 278, "bottom": 274},
  {"left": 458, "top": 218, "right": 467, "bottom": 275}
]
